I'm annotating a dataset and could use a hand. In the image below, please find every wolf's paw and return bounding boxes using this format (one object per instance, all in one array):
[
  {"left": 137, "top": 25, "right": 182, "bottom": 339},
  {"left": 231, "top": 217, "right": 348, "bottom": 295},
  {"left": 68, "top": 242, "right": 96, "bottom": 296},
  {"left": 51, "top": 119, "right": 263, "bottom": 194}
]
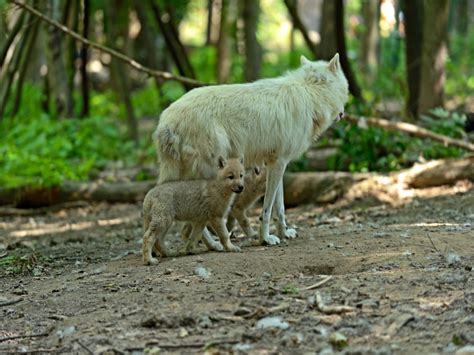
[
  {"left": 225, "top": 243, "right": 241, "bottom": 253},
  {"left": 208, "top": 240, "right": 224, "bottom": 252},
  {"left": 263, "top": 234, "right": 281, "bottom": 245},
  {"left": 144, "top": 257, "right": 159, "bottom": 266},
  {"left": 284, "top": 228, "right": 297, "bottom": 239}
]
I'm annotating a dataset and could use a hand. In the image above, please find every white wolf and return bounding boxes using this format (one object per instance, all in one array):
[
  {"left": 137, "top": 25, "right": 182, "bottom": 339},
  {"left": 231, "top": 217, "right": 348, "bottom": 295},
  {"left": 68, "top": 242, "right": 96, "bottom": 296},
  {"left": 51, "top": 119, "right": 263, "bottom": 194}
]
[{"left": 154, "top": 54, "right": 348, "bottom": 245}]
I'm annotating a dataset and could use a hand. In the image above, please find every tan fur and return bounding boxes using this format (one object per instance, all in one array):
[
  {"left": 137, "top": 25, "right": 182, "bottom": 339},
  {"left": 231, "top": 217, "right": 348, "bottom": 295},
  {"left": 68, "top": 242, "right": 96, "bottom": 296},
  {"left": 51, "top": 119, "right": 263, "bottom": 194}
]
[
  {"left": 142, "top": 158, "right": 245, "bottom": 265},
  {"left": 227, "top": 166, "right": 267, "bottom": 238}
]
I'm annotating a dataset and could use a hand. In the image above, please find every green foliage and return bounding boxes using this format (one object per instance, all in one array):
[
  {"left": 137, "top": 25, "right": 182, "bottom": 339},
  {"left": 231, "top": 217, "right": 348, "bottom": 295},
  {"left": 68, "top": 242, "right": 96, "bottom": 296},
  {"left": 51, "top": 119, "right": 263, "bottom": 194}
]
[
  {"left": 0, "top": 115, "right": 137, "bottom": 188},
  {"left": 330, "top": 109, "right": 466, "bottom": 172}
]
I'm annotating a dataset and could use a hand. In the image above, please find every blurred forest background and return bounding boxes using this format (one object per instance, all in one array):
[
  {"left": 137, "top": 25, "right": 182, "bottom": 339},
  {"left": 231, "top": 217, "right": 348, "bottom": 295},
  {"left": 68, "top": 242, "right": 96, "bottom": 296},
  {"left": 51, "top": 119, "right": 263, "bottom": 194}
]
[{"left": 0, "top": 0, "right": 473, "bottom": 191}]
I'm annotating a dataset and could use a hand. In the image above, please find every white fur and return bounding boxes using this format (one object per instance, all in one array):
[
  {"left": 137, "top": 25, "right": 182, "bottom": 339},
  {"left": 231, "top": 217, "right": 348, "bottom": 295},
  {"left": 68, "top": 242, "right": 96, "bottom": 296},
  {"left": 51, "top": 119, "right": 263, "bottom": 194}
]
[{"left": 154, "top": 53, "right": 349, "bottom": 244}]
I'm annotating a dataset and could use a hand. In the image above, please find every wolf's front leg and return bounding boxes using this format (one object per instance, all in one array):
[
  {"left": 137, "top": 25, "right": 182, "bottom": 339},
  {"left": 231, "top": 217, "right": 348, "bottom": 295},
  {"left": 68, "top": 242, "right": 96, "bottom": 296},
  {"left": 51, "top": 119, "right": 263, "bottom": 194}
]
[
  {"left": 258, "top": 160, "right": 288, "bottom": 245},
  {"left": 202, "top": 227, "right": 224, "bottom": 251},
  {"left": 210, "top": 219, "right": 241, "bottom": 252},
  {"left": 274, "top": 180, "right": 297, "bottom": 239}
]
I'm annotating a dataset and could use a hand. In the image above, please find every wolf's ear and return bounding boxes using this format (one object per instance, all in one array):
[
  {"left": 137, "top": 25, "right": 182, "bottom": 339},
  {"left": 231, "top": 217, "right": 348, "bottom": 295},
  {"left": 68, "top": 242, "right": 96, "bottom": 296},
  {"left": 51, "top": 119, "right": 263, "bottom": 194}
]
[
  {"left": 218, "top": 156, "right": 226, "bottom": 169},
  {"left": 328, "top": 53, "right": 340, "bottom": 72},
  {"left": 254, "top": 166, "right": 261, "bottom": 175},
  {"left": 300, "top": 55, "right": 310, "bottom": 66}
]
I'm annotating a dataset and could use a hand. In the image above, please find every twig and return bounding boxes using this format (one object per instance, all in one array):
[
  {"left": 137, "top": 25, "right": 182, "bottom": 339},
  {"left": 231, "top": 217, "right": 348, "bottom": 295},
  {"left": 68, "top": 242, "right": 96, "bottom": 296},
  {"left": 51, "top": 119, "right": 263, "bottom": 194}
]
[
  {"left": 426, "top": 233, "right": 439, "bottom": 252},
  {"left": 0, "top": 332, "right": 49, "bottom": 343},
  {"left": 8, "top": 0, "right": 206, "bottom": 89},
  {"left": 304, "top": 275, "right": 333, "bottom": 290},
  {"left": 76, "top": 340, "right": 94, "bottom": 355},
  {"left": 315, "top": 292, "right": 354, "bottom": 314},
  {"left": 0, "top": 347, "right": 64, "bottom": 353},
  {"left": 0, "top": 298, "right": 23, "bottom": 307},
  {"left": 346, "top": 115, "right": 474, "bottom": 152},
  {"left": 146, "top": 339, "right": 240, "bottom": 349}
]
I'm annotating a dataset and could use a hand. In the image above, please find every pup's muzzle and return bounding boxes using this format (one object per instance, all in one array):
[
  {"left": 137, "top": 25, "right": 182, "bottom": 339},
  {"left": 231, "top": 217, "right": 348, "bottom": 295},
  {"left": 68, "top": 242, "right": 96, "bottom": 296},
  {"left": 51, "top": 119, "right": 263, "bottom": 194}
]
[{"left": 233, "top": 185, "right": 244, "bottom": 193}]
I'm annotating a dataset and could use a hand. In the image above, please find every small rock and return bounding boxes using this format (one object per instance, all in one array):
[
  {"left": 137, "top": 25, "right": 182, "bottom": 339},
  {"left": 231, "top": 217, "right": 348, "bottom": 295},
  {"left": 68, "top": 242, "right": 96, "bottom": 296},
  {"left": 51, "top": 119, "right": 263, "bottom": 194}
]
[
  {"left": 262, "top": 272, "right": 272, "bottom": 279},
  {"left": 233, "top": 343, "right": 254, "bottom": 351},
  {"left": 456, "top": 345, "right": 474, "bottom": 354},
  {"left": 178, "top": 327, "right": 188, "bottom": 338},
  {"left": 56, "top": 325, "right": 76, "bottom": 340},
  {"left": 194, "top": 265, "right": 211, "bottom": 279},
  {"left": 256, "top": 316, "right": 289, "bottom": 330},
  {"left": 328, "top": 331, "right": 348, "bottom": 350},
  {"left": 446, "top": 253, "right": 461, "bottom": 266},
  {"left": 198, "top": 314, "right": 212, "bottom": 328},
  {"left": 372, "top": 232, "right": 388, "bottom": 238},
  {"left": 402, "top": 251, "right": 413, "bottom": 256}
]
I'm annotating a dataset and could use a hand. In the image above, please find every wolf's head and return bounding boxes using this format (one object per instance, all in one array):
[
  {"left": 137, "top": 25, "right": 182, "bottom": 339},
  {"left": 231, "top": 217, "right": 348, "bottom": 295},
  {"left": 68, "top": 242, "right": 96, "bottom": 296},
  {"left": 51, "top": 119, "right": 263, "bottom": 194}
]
[
  {"left": 216, "top": 157, "right": 245, "bottom": 194},
  {"left": 300, "top": 53, "right": 349, "bottom": 136}
]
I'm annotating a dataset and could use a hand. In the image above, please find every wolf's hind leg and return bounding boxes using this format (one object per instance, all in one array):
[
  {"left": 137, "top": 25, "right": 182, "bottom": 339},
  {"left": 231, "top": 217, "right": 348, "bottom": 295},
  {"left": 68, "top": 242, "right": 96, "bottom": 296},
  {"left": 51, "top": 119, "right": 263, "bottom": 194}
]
[
  {"left": 258, "top": 159, "right": 288, "bottom": 245},
  {"left": 275, "top": 180, "right": 297, "bottom": 239},
  {"left": 202, "top": 227, "right": 224, "bottom": 251}
]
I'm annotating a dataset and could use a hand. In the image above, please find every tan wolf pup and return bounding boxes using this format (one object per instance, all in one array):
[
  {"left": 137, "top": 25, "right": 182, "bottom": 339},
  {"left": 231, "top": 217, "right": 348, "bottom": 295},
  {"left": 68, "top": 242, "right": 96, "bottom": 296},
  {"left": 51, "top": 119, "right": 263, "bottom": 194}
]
[
  {"left": 154, "top": 53, "right": 348, "bottom": 246},
  {"left": 142, "top": 157, "right": 245, "bottom": 266}
]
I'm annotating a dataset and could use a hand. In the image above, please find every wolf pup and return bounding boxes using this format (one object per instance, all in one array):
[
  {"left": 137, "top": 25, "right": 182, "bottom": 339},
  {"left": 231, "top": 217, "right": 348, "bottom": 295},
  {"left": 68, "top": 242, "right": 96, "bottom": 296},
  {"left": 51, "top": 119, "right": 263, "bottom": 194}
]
[
  {"left": 227, "top": 166, "right": 266, "bottom": 238},
  {"left": 154, "top": 53, "right": 348, "bottom": 247},
  {"left": 142, "top": 157, "right": 244, "bottom": 265}
]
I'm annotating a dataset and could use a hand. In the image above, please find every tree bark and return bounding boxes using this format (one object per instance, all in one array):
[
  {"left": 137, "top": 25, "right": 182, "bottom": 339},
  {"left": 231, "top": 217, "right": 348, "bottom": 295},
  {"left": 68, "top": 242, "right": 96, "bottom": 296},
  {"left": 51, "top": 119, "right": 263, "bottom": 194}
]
[
  {"left": 360, "top": 0, "right": 379, "bottom": 80},
  {"left": 242, "top": 0, "right": 261, "bottom": 82},
  {"left": 0, "top": 10, "right": 25, "bottom": 70},
  {"left": 206, "top": 0, "right": 220, "bottom": 46},
  {"left": 45, "top": 0, "right": 74, "bottom": 117},
  {"left": 402, "top": 0, "right": 423, "bottom": 118},
  {"left": 79, "top": 0, "right": 90, "bottom": 117},
  {"left": 283, "top": 0, "right": 319, "bottom": 57},
  {"left": 418, "top": 0, "right": 448, "bottom": 115},
  {"left": 217, "top": 0, "right": 234, "bottom": 83},
  {"left": 151, "top": 1, "right": 196, "bottom": 90},
  {"left": 106, "top": 0, "right": 138, "bottom": 144},
  {"left": 319, "top": 0, "right": 337, "bottom": 59}
]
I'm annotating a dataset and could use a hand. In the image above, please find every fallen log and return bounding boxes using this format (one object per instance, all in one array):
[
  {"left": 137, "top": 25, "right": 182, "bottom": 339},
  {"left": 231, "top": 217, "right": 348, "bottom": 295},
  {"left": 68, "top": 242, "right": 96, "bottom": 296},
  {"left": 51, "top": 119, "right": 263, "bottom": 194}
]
[{"left": 0, "top": 156, "right": 472, "bottom": 209}]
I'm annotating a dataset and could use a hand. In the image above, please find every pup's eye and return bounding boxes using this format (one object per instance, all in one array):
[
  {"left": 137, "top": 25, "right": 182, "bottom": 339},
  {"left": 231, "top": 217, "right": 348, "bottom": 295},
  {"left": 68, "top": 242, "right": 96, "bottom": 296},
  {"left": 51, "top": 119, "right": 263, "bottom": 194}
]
[
  {"left": 240, "top": 174, "right": 243, "bottom": 178},
  {"left": 228, "top": 175, "right": 234, "bottom": 180}
]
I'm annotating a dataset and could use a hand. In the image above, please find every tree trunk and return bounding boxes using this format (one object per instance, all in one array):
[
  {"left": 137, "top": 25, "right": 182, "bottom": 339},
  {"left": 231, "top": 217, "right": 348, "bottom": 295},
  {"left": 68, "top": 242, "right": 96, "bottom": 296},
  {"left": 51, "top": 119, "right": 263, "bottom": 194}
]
[
  {"left": 45, "top": 0, "right": 74, "bottom": 117},
  {"left": 418, "top": 0, "right": 449, "bottom": 115},
  {"left": 242, "top": 0, "right": 261, "bottom": 82},
  {"left": 319, "top": 0, "right": 337, "bottom": 60},
  {"left": 450, "top": 0, "right": 468, "bottom": 34},
  {"left": 79, "top": 0, "right": 90, "bottom": 117},
  {"left": 150, "top": 2, "right": 196, "bottom": 90},
  {"left": 401, "top": 0, "right": 423, "bottom": 119},
  {"left": 334, "top": 0, "right": 362, "bottom": 99},
  {"left": 206, "top": 0, "right": 220, "bottom": 46},
  {"left": 0, "top": 10, "right": 25, "bottom": 70},
  {"left": 217, "top": 0, "right": 234, "bottom": 83},
  {"left": 283, "top": 0, "right": 319, "bottom": 57},
  {"left": 360, "top": 0, "right": 380, "bottom": 80}
]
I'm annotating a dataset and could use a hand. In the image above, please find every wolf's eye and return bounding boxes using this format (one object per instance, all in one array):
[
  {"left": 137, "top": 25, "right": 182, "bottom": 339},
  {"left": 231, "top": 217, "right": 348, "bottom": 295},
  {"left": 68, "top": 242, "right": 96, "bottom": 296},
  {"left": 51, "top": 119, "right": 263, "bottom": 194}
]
[{"left": 228, "top": 175, "right": 234, "bottom": 180}]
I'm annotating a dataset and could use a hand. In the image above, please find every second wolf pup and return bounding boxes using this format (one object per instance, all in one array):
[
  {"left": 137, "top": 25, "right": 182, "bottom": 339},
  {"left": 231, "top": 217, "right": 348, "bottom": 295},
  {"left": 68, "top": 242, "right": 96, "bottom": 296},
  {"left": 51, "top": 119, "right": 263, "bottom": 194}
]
[{"left": 142, "top": 157, "right": 244, "bottom": 265}]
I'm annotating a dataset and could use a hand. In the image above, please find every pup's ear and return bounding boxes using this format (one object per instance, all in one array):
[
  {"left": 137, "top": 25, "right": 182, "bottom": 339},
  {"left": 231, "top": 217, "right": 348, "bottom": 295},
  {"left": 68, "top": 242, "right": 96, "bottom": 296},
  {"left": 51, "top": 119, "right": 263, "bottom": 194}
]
[
  {"left": 254, "top": 166, "right": 261, "bottom": 175},
  {"left": 300, "top": 55, "right": 310, "bottom": 66},
  {"left": 218, "top": 156, "right": 226, "bottom": 169},
  {"left": 328, "top": 53, "right": 340, "bottom": 72},
  {"left": 240, "top": 156, "right": 244, "bottom": 165}
]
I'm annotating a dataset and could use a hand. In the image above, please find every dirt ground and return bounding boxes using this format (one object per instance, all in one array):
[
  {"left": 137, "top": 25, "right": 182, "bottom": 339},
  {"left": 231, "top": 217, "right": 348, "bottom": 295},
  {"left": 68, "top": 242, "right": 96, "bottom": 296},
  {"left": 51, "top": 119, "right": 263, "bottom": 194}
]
[{"left": 0, "top": 187, "right": 473, "bottom": 354}]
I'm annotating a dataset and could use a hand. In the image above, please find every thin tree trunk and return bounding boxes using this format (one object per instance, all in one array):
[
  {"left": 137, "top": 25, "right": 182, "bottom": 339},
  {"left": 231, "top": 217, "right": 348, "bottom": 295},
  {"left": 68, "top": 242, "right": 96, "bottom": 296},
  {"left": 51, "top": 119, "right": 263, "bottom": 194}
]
[
  {"left": 402, "top": 0, "right": 423, "bottom": 119},
  {"left": 12, "top": 18, "right": 40, "bottom": 116},
  {"left": 0, "top": 13, "right": 31, "bottom": 120},
  {"left": 64, "top": 0, "right": 78, "bottom": 115},
  {"left": 206, "top": 0, "right": 220, "bottom": 46},
  {"left": 319, "top": 0, "right": 338, "bottom": 60},
  {"left": 418, "top": 0, "right": 448, "bottom": 115},
  {"left": 79, "top": 0, "right": 90, "bottom": 117},
  {"left": 361, "top": 0, "right": 380, "bottom": 80},
  {"left": 0, "top": 10, "right": 25, "bottom": 70},
  {"left": 150, "top": 2, "right": 196, "bottom": 90},
  {"left": 106, "top": 0, "right": 138, "bottom": 144},
  {"left": 217, "top": 0, "right": 236, "bottom": 83},
  {"left": 283, "top": 0, "right": 318, "bottom": 57},
  {"left": 242, "top": 0, "right": 261, "bottom": 82},
  {"left": 334, "top": 0, "right": 362, "bottom": 99},
  {"left": 45, "top": 0, "right": 73, "bottom": 117}
]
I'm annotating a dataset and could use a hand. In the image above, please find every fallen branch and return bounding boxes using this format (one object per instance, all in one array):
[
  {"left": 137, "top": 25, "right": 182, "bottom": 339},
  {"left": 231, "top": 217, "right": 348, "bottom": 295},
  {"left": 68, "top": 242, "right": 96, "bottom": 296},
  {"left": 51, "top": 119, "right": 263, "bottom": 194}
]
[
  {"left": 8, "top": 0, "right": 206, "bottom": 89},
  {"left": 314, "top": 291, "right": 354, "bottom": 314},
  {"left": 0, "top": 298, "right": 23, "bottom": 307},
  {"left": 346, "top": 115, "right": 474, "bottom": 152},
  {"left": 0, "top": 332, "right": 50, "bottom": 343},
  {"left": 303, "top": 275, "right": 333, "bottom": 291}
]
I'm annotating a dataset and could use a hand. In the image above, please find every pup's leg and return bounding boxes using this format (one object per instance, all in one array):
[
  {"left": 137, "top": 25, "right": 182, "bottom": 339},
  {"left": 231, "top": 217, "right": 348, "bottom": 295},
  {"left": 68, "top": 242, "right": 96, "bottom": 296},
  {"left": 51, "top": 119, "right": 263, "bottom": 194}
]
[
  {"left": 202, "top": 227, "right": 224, "bottom": 251},
  {"left": 274, "top": 180, "right": 297, "bottom": 239},
  {"left": 180, "top": 222, "right": 192, "bottom": 240},
  {"left": 143, "top": 223, "right": 163, "bottom": 265},
  {"left": 184, "top": 223, "right": 206, "bottom": 254},
  {"left": 226, "top": 213, "right": 236, "bottom": 234},
  {"left": 210, "top": 218, "right": 241, "bottom": 252},
  {"left": 232, "top": 209, "right": 257, "bottom": 238},
  {"left": 258, "top": 160, "right": 287, "bottom": 245},
  {"left": 154, "top": 219, "right": 173, "bottom": 257}
]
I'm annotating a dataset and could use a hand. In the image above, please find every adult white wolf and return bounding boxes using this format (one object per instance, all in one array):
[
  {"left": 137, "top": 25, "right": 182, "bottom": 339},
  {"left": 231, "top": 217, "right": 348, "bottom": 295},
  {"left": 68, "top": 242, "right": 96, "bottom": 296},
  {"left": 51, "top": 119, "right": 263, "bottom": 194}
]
[{"left": 154, "top": 53, "right": 349, "bottom": 245}]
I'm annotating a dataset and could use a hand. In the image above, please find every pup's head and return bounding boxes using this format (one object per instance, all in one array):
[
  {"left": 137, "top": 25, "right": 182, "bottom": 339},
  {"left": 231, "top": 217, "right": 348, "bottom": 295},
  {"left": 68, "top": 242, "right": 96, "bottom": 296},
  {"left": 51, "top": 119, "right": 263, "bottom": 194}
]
[
  {"left": 244, "top": 165, "right": 267, "bottom": 197},
  {"left": 300, "top": 53, "right": 349, "bottom": 133},
  {"left": 217, "top": 156, "right": 245, "bottom": 194}
]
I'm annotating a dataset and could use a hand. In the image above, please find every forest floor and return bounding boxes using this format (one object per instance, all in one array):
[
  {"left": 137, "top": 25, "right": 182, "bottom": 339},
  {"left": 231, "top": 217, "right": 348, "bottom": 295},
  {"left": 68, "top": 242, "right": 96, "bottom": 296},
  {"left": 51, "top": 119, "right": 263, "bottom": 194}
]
[{"left": 0, "top": 185, "right": 473, "bottom": 354}]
